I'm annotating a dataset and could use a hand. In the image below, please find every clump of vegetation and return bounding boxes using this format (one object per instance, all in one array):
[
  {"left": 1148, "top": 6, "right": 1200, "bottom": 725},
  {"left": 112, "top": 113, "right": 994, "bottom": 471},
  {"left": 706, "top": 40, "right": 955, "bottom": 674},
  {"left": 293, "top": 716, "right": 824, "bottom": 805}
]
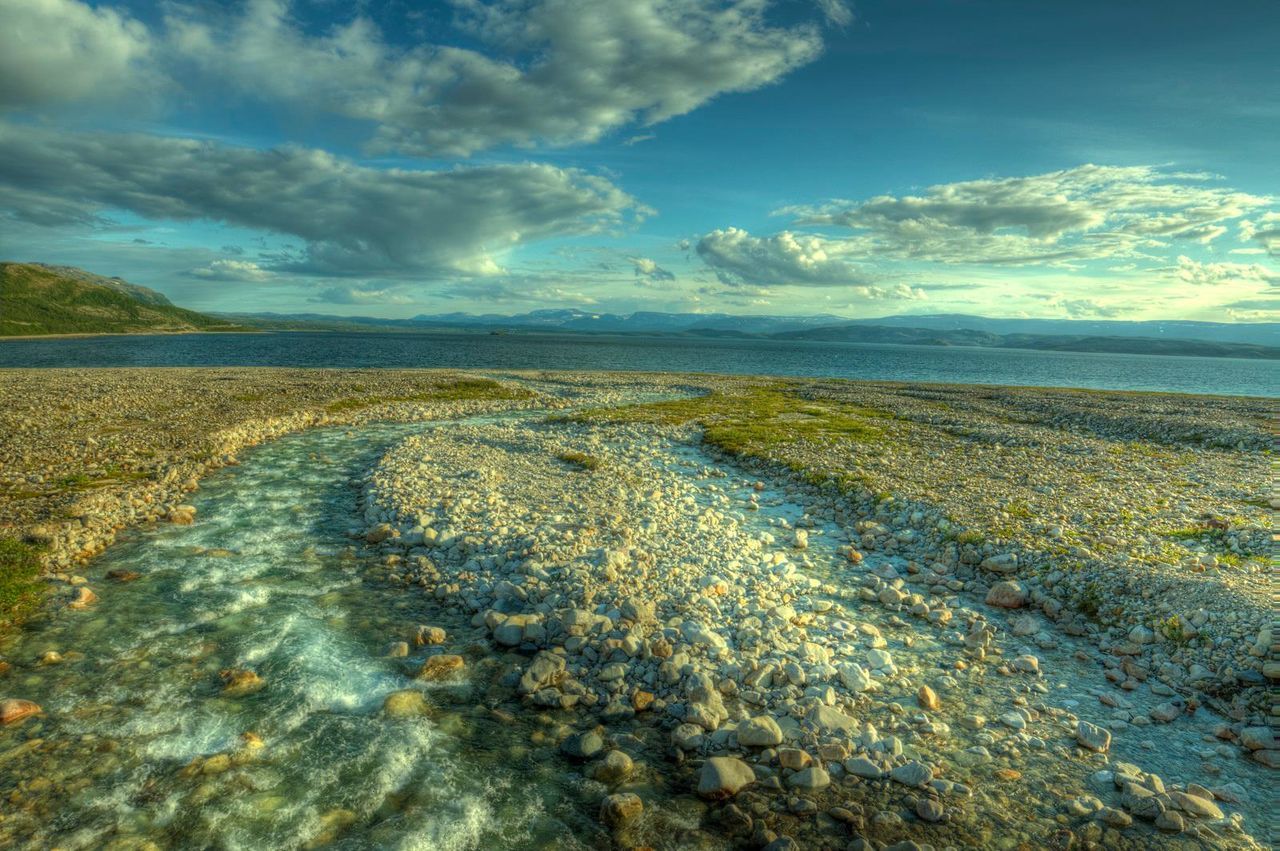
[
  {"left": 1003, "top": 500, "right": 1034, "bottom": 519},
  {"left": 0, "top": 537, "right": 45, "bottom": 631},
  {"left": 570, "top": 383, "right": 889, "bottom": 460},
  {"left": 556, "top": 450, "right": 601, "bottom": 471},
  {"left": 953, "top": 530, "right": 985, "bottom": 546},
  {"left": 1074, "top": 582, "right": 1105, "bottom": 619},
  {"left": 325, "top": 378, "right": 534, "bottom": 412},
  {"left": 55, "top": 472, "right": 93, "bottom": 489},
  {"left": 1156, "top": 615, "right": 1189, "bottom": 645}
]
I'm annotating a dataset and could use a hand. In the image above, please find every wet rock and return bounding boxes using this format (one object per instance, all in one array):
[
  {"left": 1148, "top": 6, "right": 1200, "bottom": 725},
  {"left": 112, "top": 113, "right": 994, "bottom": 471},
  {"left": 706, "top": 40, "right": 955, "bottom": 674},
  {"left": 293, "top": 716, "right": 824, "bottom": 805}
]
[
  {"left": 916, "top": 798, "right": 944, "bottom": 822},
  {"left": 917, "top": 685, "right": 939, "bottom": 711},
  {"left": 697, "top": 756, "right": 756, "bottom": 800},
  {"left": 561, "top": 730, "right": 604, "bottom": 760},
  {"left": 0, "top": 698, "right": 42, "bottom": 725},
  {"left": 1169, "top": 790, "right": 1223, "bottom": 819},
  {"left": 220, "top": 668, "right": 265, "bottom": 696},
  {"left": 1155, "top": 810, "right": 1185, "bottom": 832},
  {"left": 365, "top": 523, "right": 394, "bottom": 543},
  {"left": 414, "top": 625, "right": 447, "bottom": 645},
  {"left": 1239, "top": 726, "right": 1275, "bottom": 751},
  {"left": 600, "top": 792, "right": 643, "bottom": 828},
  {"left": 167, "top": 505, "right": 197, "bottom": 525},
  {"left": 382, "top": 690, "right": 431, "bottom": 718},
  {"left": 68, "top": 586, "right": 98, "bottom": 609},
  {"left": 105, "top": 569, "right": 141, "bottom": 582},
  {"left": 591, "top": 750, "right": 633, "bottom": 785},
  {"left": 417, "top": 654, "right": 465, "bottom": 682}
]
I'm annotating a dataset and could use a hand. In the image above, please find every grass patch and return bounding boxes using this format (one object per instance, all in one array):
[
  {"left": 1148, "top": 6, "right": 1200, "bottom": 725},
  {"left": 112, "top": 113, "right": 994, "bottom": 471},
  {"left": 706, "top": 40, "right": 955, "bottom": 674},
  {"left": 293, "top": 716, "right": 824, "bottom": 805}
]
[
  {"left": 55, "top": 472, "right": 93, "bottom": 489},
  {"left": 556, "top": 450, "right": 601, "bottom": 471},
  {"left": 569, "top": 384, "right": 889, "bottom": 460},
  {"left": 0, "top": 537, "right": 45, "bottom": 631},
  {"left": 325, "top": 379, "right": 533, "bottom": 413},
  {"left": 953, "top": 530, "right": 986, "bottom": 545}
]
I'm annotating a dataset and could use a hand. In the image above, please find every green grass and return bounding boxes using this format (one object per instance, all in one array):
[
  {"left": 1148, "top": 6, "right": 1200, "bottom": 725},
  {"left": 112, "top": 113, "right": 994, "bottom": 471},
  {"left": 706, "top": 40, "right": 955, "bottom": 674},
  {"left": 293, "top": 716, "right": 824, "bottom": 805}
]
[
  {"left": 568, "top": 384, "right": 889, "bottom": 460},
  {"left": 555, "top": 450, "right": 601, "bottom": 471},
  {"left": 0, "top": 537, "right": 45, "bottom": 631},
  {"left": 324, "top": 379, "right": 533, "bottom": 412},
  {"left": 0, "top": 262, "right": 243, "bottom": 336},
  {"left": 953, "top": 530, "right": 986, "bottom": 545}
]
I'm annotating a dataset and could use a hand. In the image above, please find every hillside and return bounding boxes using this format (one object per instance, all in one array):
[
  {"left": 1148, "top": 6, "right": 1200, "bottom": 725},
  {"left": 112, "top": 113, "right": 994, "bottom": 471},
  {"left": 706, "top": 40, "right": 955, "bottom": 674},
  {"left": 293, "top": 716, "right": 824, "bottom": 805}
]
[{"left": 0, "top": 263, "right": 242, "bottom": 336}]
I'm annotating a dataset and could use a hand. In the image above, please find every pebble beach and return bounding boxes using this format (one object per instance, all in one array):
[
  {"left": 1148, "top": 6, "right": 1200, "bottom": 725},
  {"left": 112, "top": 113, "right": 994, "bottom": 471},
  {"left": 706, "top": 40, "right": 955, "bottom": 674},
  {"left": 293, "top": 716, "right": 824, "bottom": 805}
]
[{"left": 0, "top": 368, "right": 1273, "bottom": 850}]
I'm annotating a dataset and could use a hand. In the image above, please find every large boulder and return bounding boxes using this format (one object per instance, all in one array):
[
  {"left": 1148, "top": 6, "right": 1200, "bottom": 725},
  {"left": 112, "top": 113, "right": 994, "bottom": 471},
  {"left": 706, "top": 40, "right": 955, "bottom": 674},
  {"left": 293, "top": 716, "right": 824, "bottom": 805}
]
[
  {"left": 697, "top": 757, "right": 756, "bottom": 800},
  {"left": 1076, "top": 720, "right": 1111, "bottom": 752},
  {"left": 985, "top": 580, "right": 1027, "bottom": 608},
  {"left": 737, "top": 715, "right": 784, "bottom": 748}
]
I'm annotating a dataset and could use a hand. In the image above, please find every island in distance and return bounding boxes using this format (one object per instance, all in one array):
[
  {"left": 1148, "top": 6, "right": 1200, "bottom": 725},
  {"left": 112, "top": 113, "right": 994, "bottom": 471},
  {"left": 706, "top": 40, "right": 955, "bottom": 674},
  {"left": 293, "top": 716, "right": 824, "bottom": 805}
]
[{"left": 3, "top": 262, "right": 1276, "bottom": 359}]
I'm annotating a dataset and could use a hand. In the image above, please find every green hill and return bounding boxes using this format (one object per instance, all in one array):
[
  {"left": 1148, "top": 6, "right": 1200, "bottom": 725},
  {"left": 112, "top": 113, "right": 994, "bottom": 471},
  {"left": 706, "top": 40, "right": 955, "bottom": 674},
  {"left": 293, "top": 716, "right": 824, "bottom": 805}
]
[{"left": 0, "top": 263, "right": 244, "bottom": 336}]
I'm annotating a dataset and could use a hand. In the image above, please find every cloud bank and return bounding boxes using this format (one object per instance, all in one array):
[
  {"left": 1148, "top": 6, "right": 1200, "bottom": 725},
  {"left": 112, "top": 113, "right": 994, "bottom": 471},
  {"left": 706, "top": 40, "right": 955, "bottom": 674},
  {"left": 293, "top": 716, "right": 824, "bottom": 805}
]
[{"left": 0, "top": 123, "right": 641, "bottom": 278}]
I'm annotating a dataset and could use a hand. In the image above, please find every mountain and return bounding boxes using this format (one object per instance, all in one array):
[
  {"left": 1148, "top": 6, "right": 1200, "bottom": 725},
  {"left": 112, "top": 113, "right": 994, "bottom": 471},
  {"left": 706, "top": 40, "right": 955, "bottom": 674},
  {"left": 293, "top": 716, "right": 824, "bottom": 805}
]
[
  {"left": 773, "top": 323, "right": 1278, "bottom": 359},
  {"left": 850, "top": 313, "right": 1279, "bottom": 347},
  {"left": 0, "top": 263, "right": 243, "bottom": 336}
]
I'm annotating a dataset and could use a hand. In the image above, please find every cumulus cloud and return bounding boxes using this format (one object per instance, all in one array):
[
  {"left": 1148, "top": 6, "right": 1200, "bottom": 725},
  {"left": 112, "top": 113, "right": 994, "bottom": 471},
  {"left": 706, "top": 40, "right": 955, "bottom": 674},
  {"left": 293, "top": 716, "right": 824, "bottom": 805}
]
[
  {"left": 0, "top": 123, "right": 641, "bottom": 278},
  {"left": 162, "top": 0, "right": 826, "bottom": 157},
  {"left": 1170, "top": 255, "right": 1278, "bottom": 286},
  {"left": 1239, "top": 211, "right": 1280, "bottom": 257},
  {"left": 629, "top": 256, "right": 676, "bottom": 283},
  {"left": 815, "top": 0, "right": 854, "bottom": 27},
  {"left": 696, "top": 227, "right": 874, "bottom": 287},
  {"left": 190, "top": 259, "right": 274, "bottom": 281},
  {"left": 781, "top": 164, "right": 1272, "bottom": 265},
  {"left": 1033, "top": 293, "right": 1123, "bottom": 318},
  {"left": 0, "top": 0, "right": 153, "bottom": 109}
]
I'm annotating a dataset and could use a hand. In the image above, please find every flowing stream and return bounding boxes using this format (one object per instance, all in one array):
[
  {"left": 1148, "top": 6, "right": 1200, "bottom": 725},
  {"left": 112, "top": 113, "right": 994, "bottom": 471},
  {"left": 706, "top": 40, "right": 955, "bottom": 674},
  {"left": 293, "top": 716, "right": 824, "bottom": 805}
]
[{"left": 0, "top": 413, "right": 1270, "bottom": 849}]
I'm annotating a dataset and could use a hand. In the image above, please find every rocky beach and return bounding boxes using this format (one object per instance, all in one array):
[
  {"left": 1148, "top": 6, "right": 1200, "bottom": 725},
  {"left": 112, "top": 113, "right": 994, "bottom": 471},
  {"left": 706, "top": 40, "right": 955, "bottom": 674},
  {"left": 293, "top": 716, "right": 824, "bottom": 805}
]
[{"left": 0, "top": 368, "right": 1274, "bottom": 850}]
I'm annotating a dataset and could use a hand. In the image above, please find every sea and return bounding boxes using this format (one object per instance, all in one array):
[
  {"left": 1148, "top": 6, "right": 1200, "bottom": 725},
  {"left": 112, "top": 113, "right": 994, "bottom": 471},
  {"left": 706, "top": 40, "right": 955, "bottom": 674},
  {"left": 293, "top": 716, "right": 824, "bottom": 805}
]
[{"left": 0, "top": 331, "right": 1273, "bottom": 397}]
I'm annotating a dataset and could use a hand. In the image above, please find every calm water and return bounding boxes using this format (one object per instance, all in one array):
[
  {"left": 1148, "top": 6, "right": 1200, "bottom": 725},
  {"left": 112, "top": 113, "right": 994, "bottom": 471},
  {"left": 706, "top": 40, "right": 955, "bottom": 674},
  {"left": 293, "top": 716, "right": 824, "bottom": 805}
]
[{"left": 0, "top": 331, "right": 1274, "bottom": 396}]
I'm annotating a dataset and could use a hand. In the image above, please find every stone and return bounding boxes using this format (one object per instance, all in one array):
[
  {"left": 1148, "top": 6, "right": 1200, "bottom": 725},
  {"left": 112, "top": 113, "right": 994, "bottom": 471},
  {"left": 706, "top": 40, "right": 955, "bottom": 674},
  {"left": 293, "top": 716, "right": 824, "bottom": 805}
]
[
  {"left": 1239, "top": 726, "right": 1275, "bottom": 751},
  {"left": 417, "top": 654, "right": 465, "bottom": 682},
  {"left": 600, "top": 793, "right": 643, "bottom": 828},
  {"left": 1076, "top": 720, "right": 1111, "bottom": 753},
  {"left": 980, "top": 553, "right": 1018, "bottom": 573},
  {"left": 1155, "top": 810, "right": 1185, "bottom": 832},
  {"left": 591, "top": 750, "right": 634, "bottom": 785},
  {"left": 1012, "top": 654, "right": 1040, "bottom": 674},
  {"left": 382, "top": 690, "right": 431, "bottom": 718},
  {"left": 697, "top": 756, "right": 756, "bottom": 800},
  {"left": 916, "top": 798, "right": 944, "bottom": 822},
  {"left": 1169, "top": 791, "right": 1223, "bottom": 819},
  {"left": 778, "top": 748, "right": 812, "bottom": 770},
  {"left": 561, "top": 730, "right": 604, "bottom": 760},
  {"left": 519, "top": 651, "right": 565, "bottom": 695},
  {"left": 1100, "top": 807, "right": 1132, "bottom": 828},
  {"left": 787, "top": 766, "right": 831, "bottom": 790},
  {"left": 106, "top": 569, "right": 141, "bottom": 582},
  {"left": 890, "top": 761, "right": 933, "bottom": 787},
  {"left": 220, "top": 668, "right": 265, "bottom": 696},
  {"left": 985, "top": 581, "right": 1027, "bottom": 608},
  {"left": 738, "top": 715, "right": 784, "bottom": 748},
  {"left": 365, "top": 523, "right": 393, "bottom": 543},
  {"left": 1149, "top": 702, "right": 1182, "bottom": 723},
  {"left": 680, "top": 620, "right": 728, "bottom": 650},
  {"left": 414, "top": 625, "right": 447, "bottom": 645},
  {"left": 0, "top": 698, "right": 41, "bottom": 725},
  {"left": 805, "top": 704, "right": 858, "bottom": 736},
  {"left": 793, "top": 529, "right": 809, "bottom": 549},
  {"left": 917, "top": 685, "right": 939, "bottom": 711},
  {"left": 844, "top": 757, "right": 883, "bottom": 779},
  {"left": 68, "top": 586, "right": 98, "bottom": 609}
]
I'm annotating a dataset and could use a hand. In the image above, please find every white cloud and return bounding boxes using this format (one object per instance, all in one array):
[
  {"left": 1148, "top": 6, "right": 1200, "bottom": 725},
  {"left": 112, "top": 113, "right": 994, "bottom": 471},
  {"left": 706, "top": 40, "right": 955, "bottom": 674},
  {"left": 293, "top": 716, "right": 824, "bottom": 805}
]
[
  {"left": 696, "top": 227, "right": 875, "bottom": 287},
  {"left": 0, "top": 0, "right": 153, "bottom": 109},
  {"left": 781, "top": 164, "right": 1272, "bottom": 265},
  {"left": 0, "top": 122, "right": 642, "bottom": 278},
  {"left": 1033, "top": 293, "right": 1123, "bottom": 318},
  {"left": 190, "top": 259, "right": 274, "bottom": 281},
  {"left": 164, "top": 0, "right": 827, "bottom": 157},
  {"left": 815, "top": 0, "right": 854, "bottom": 27},
  {"left": 629, "top": 256, "right": 675, "bottom": 282},
  {"left": 1170, "top": 255, "right": 1278, "bottom": 286}
]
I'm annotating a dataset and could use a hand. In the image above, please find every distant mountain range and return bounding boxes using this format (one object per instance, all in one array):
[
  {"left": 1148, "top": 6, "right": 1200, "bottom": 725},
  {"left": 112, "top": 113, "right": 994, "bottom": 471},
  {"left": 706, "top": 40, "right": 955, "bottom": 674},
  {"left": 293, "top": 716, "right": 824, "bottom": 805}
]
[
  {"left": 0, "top": 263, "right": 242, "bottom": 336},
  {"left": 222, "top": 307, "right": 1279, "bottom": 357},
  {"left": 2, "top": 263, "right": 1275, "bottom": 359}
]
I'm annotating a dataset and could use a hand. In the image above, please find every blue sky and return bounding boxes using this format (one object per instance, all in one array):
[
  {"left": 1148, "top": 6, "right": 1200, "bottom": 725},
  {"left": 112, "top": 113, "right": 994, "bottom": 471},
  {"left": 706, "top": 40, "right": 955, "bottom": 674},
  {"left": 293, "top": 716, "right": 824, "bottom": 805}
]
[{"left": 1, "top": 0, "right": 1276, "bottom": 320}]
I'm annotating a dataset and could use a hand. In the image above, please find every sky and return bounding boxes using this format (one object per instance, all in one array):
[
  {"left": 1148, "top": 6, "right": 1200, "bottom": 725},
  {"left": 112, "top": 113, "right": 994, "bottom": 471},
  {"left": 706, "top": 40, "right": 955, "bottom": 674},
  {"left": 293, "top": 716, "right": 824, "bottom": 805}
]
[{"left": 1, "top": 0, "right": 1277, "bottom": 321}]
